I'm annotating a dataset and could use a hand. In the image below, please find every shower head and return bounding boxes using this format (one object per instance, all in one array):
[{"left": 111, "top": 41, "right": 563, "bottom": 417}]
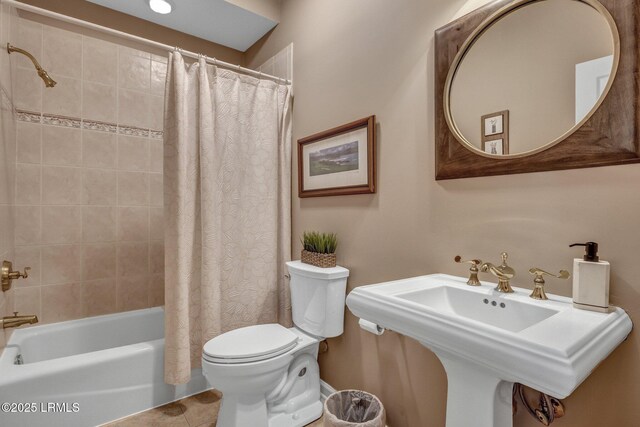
[
  {"left": 6, "top": 43, "right": 57, "bottom": 88},
  {"left": 37, "top": 68, "right": 57, "bottom": 88}
]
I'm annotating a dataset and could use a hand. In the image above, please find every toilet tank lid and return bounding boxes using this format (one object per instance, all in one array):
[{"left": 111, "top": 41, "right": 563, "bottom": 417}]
[{"left": 286, "top": 260, "right": 349, "bottom": 280}]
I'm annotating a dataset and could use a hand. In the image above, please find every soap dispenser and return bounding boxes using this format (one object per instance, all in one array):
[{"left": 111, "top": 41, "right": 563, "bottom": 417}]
[{"left": 569, "top": 242, "right": 610, "bottom": 312}]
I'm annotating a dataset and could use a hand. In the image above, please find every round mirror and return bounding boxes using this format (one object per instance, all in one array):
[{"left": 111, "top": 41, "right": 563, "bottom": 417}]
[{"left": 446, "top": 0, "right": 619, "bottom": 157}]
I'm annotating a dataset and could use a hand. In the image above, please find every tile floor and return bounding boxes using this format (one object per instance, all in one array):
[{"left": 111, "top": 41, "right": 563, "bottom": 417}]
[{"left": 104, "top": 390, "right": 325, "bottom": 427}]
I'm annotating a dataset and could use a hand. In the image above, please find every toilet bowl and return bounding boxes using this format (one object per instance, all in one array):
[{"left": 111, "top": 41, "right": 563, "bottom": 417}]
[{"left": 202, "top": 261, "right": 349, "bottom": 427}]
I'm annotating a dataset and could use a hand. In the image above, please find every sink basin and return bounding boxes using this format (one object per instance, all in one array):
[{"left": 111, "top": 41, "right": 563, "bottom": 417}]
[
  {"left": 397, "top": 285, "right": 558, "bottom": 333},
  {"left": 346, "top": 274, "right": 632, "bottom": 427}
]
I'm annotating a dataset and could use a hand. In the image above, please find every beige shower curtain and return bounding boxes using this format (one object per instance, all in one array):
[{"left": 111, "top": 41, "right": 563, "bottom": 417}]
[{"left": 163, "top": 52, "right": 292, "bottom": 384}]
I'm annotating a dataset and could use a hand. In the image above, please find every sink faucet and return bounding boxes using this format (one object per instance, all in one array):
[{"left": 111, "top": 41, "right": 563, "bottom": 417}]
[
  {"left": 1, "top": 312, "right": 38, "bottom": 329},
  {"left": 480, "top": 252, "right": 515, "bottom": 293}
]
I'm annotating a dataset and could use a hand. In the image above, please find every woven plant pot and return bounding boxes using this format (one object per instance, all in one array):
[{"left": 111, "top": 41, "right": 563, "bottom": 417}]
[{"left": 301, "top": 250, "right": 337, "bottom": 268}]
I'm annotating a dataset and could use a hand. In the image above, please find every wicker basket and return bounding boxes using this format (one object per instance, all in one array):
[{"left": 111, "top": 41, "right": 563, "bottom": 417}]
[{"left": 301, "top": 250, "right": 337, "bottom": 268}]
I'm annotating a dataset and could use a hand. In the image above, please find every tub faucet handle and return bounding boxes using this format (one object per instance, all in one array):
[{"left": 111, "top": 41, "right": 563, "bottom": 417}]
[
  {"left": 2, "top": 261, "right": 31, "bottom": 292},
  {"left": 9, "top": 266, "right": 30, "bottom": 280},
  {"left": 454, "top": 256, "right": 482, "bottom": 286},
  {"left": 528, "top": 268, "right": 570, "bottom": 300}
]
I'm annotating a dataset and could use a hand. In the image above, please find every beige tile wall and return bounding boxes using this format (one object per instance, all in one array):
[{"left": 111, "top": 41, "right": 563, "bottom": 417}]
[
  {"left": 257, "top": 43, "right": 293, "bottom": 82},
  {"left": 0, "top": 4, "right": 18, "bottom": 347},
  {"left": 12, "top": 18, "right": 165, "bottom": 324}
]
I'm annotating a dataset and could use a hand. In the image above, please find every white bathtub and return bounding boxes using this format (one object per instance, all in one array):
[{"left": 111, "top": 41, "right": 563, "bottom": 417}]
[{"left": 0, "top": 307, "right": 209, "bottom": 427}]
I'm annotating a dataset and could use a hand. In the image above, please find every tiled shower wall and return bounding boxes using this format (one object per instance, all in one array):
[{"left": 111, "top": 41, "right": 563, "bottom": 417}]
[
  {"left": 257, "top": 43, "right": 293, "bottom": 83},
  {"left": 12, "top": 18, "right": 166, "bottom": 323},
  {"left": 0, "top": 4, "right": 17, "bottom": 346}
]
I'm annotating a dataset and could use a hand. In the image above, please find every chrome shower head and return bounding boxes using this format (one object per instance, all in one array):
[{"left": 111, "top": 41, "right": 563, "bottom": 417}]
[{"left": 7, "top": 43, "right": 57, "bottom": 88}]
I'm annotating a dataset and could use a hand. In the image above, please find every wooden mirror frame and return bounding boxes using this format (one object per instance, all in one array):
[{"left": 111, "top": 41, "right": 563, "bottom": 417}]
[{"left": 435, "top": 0, "right": 639, "bottom": 180}]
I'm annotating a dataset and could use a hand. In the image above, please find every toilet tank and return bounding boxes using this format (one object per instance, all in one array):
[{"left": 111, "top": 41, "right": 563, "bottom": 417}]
[{"left": 286, "top": 261, "right": 349, "bottom": 338}]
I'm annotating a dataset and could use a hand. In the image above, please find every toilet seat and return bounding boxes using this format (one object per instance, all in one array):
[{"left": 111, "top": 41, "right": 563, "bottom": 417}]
[{"left": 203, "top": 324, "right": 299, "bottom": 364}]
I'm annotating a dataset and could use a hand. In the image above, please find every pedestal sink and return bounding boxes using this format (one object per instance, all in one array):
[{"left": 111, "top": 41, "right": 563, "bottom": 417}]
[{"left": 346, "top": 274, "right": 632, "bottom": 427}]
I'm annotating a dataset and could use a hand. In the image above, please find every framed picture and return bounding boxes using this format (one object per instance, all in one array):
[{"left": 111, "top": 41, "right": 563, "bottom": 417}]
[
  {"left": 483, "top": 114, "right": 503, "bottom": 136},
  {"left": 481, "top": 110, "right": 509, "bottom": 155},
  {"left": 482, "top": 138, "right": 504, "bottom": 155},
  {"left": 298, "top": 116, "right": 376, "bottom": 198}
]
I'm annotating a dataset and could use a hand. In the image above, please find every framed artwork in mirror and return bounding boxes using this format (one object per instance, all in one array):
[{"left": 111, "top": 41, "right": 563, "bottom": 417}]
[
  {"left": 298, "top": 116, "right": 376, "bottom": 198},
  {"left": 434, "top": 0, "right": 640, "bottom": 180},
  {"left": 481, "top": 110, "right": 509, "bottom": 155},
  {"left": 483, "top": 138, "right": 505, "bottom": 155}
]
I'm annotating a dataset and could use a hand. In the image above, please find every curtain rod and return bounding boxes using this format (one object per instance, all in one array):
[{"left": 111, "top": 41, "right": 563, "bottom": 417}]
[{"left": 3, "top": 0, "right": 291, "bottom": 85}]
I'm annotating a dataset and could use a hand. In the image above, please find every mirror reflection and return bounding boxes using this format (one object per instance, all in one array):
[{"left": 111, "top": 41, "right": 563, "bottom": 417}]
[{"left": 448, "top": 0, "right": 616, "bottom": 156}]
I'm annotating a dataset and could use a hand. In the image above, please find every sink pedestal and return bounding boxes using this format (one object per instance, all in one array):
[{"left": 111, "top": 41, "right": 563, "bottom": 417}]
[{"left": 435, "top": 351, "right": 513, "bottom": 427}]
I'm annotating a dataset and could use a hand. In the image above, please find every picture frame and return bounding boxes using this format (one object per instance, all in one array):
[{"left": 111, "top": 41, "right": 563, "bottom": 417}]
[
  {"left": 298, "top": 116, "right": 376, "bottom": 198},
  {"left": 483, "top": 114, "right": 503, "bottom": 136},
  {"left": 482, "top": 138, "right": 505, "bottom": 155},
  {"left": 481, "top": 110, "right": 509, "bottom": 155}
]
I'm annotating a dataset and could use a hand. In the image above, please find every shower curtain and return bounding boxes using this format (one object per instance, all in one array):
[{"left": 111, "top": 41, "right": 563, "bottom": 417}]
[{"left": 163, "top": 52, "right": 292, "bottom": 384}]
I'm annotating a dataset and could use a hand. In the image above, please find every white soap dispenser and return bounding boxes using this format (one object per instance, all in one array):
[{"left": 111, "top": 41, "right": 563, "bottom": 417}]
[{"left": 569, "top": 242, "right": 610, "bottom": 313}]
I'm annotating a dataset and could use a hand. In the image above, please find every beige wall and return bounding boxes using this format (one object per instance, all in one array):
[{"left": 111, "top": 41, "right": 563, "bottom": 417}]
[
  {"left": 451, "top": 0, "right": 613, "bottom": 153},
  {"left": 226, "top": 0, "right": 282, "bottom": 23},
  {"left": 246, "top": 0, "right": 640, "bottom": 426}
]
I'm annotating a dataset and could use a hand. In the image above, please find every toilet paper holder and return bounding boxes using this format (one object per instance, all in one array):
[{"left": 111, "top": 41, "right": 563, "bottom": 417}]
[{"left": 358, "top": 318, "right": 385, "bottom": 335}]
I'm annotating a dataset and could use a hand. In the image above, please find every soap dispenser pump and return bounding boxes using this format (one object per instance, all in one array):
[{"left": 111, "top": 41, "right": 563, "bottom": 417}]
[{"left": 569, "top": 242, "right": 610, "bottom": 312}]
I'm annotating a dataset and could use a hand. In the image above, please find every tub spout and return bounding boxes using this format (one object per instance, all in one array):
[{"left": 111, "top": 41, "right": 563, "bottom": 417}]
[{"left": 1, "top": 312, "right": 38, "bottom": 329}]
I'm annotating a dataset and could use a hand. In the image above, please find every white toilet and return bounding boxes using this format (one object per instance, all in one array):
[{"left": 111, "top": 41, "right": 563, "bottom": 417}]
[{"left": 202, "top": 260, "right": 349, "bottom": 427}]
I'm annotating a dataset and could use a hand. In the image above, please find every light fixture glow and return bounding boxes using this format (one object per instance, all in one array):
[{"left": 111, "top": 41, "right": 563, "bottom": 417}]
[{"left": 149, "top": 0, "right": 172, "bottom": 14}]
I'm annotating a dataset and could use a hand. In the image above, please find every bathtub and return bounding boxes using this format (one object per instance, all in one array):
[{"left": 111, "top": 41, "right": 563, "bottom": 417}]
[{"left": 0, "top": 307, "right": 209, "bottom": 427}]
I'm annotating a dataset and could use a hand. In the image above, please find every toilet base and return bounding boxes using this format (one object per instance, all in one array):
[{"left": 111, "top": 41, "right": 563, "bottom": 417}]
[
  {"left": 216, "top": 395, "right": 322, "bottom": 427},
  {"left": 206, "top": 329, "right": 323, "bottom": 427},
  {"left": 268, "top": 400, "right": 322, "bottom": 427},
  {"left": 217, "top": 394, "right": 269, "bottom": 427}
]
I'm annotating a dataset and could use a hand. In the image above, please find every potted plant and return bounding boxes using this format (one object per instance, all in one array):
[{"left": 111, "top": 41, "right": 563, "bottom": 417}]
[{"left": 301, "top": 231, "right": 338, "bottom": 268}]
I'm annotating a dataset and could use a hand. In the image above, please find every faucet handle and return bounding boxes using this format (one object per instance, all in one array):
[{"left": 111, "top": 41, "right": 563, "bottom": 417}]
[
  {"left": 529, "top": 268, "right": 570, "bottom": 279},
  {"left": 2, "top": 261, "right": 31, "bottom": 292},
  {"left": 10, "top": 266, "right": 30, "bottom": 280},
  {"left": 528, "top": 268, "right": 570, "bottom": 300},
  {"left": 454, "top": 256, "right": 481, "bottom": 266},
  {"left": 454, "top": 256, "right": 482, "bottom": 286}
]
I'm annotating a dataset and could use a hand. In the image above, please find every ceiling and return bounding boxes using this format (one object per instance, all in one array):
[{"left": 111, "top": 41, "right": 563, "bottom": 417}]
[{"left": 86, "top": 0, "right": 278, "bottom": 52}]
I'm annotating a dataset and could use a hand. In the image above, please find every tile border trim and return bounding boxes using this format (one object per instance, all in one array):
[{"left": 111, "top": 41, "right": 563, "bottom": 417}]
[
  {"left": 118, "top": 125, "right": 149, "bottom": 138},
  {"left": 42, "top": 113, "right": 81, "bottom": 128},
  {"left": 83, "top": 119, "right": 118, "bottom": 133},
  {"left": 16, "top": 110, "right": 41, "bottom": 124},
  {"left": 16, "top": 109, "right": 163, "bottom": 138}
]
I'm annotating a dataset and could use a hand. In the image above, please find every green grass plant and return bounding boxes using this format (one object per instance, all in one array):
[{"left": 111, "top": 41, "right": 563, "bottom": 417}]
[{"left": 301, "top": 231, "right": 338, "bottom": 254}]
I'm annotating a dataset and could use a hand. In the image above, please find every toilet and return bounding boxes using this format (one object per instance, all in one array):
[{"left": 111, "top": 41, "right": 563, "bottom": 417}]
[{"left": 202, "top": 260, "right": 349, "bottom": 427}]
